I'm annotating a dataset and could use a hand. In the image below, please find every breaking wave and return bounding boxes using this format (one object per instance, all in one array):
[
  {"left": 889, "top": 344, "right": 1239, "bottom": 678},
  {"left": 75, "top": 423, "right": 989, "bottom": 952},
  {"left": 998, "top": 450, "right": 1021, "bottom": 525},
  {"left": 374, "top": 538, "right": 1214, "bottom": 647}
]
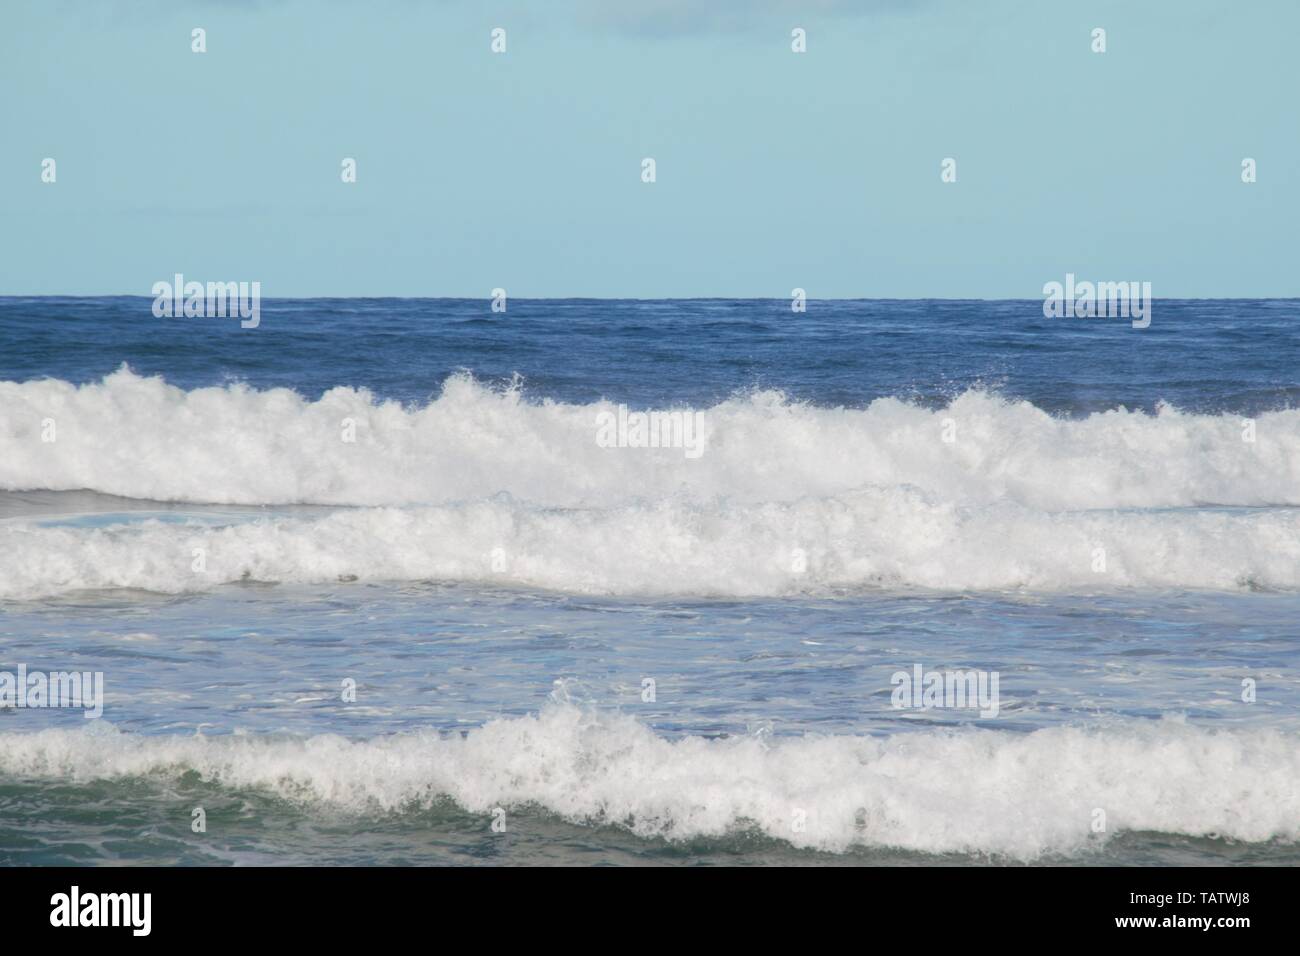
[
  {"left": 2, "top": 490, "right": 1298, "bottom": 599},
  {"left": 1, "top": 705, "right": 1296, "bottom": 859},
  {"left": 2, "top": 367, "right": 1297, "bottom": 510},
  {"left": 3, "top": 369, "right": 1297, "bottom": 598}
]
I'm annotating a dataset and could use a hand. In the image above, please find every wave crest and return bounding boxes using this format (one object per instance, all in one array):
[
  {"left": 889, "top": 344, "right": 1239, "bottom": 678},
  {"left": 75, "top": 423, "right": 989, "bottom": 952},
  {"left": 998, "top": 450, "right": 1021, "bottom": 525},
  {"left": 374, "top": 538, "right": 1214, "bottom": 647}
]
[
  {"left": 2, "top": 489, "right": 1298, "bottom": 599},
  {"left": 3, "top": 368, "right": 1297, "bottom": 510},
  {"left": 2, "top": 705, "right": 1296, "bottom": 859}
]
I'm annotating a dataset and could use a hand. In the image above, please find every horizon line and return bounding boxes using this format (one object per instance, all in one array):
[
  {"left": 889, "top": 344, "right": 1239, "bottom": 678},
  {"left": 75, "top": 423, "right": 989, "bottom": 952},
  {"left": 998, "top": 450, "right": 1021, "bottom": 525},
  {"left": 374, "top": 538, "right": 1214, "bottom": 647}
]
[{"left": 3, "top": 294, "right": 1298, "bottom": 303}]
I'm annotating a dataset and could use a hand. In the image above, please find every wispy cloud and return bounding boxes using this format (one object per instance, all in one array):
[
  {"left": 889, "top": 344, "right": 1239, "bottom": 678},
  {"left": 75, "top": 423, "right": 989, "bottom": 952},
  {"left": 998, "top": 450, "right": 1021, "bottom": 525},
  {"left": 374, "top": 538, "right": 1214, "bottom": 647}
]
[
  {"left": 51, "top": 0, "right": 925, "bottom": 36},
  {"left": 575, "top": 0, "right": 924, "bottom": 36}
]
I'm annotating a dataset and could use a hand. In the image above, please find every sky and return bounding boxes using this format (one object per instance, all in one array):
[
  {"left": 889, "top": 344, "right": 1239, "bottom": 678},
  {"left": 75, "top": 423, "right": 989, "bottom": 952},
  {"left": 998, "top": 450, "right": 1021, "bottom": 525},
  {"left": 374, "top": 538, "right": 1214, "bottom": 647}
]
[{"left": 1, "top": 0, "right": 1296, "bottom": 297}]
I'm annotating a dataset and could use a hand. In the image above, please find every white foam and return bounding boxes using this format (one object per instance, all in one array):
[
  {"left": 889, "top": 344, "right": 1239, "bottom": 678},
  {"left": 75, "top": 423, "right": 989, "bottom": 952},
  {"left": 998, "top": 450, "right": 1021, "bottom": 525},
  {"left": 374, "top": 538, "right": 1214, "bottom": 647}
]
[
  {"left": 2, "top": 488, "right": 1297, "bottom": 599},
  {"left": 5, "top": 369, "right": 1297, "bottom": 598},
  {"left": 3, "top": 367, "right": 1298, "bottom": 510},
  {"left": 2, "top": 705, "right": 1296, "bottom": 858}
]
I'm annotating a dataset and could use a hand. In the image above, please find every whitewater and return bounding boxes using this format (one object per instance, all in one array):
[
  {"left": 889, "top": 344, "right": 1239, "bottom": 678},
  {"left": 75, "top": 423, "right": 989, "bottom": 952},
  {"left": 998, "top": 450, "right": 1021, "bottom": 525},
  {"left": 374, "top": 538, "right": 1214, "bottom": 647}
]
[
  {"left": 2, "top": 704, "right": 1297, "bottom": 860},
  {"left": 3, "top": 367, "right": 1297, "bottom": 511},
  {"left": 2, "top": 369, "right": 1298, "bottom": 600}
]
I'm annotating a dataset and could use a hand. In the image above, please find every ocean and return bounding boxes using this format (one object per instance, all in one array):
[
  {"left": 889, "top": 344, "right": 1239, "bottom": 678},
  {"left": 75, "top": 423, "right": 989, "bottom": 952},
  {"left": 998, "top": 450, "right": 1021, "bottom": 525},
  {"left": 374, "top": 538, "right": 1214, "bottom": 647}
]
[{"left": 1, "top": 296, "right": 1298, "bottom": 866}]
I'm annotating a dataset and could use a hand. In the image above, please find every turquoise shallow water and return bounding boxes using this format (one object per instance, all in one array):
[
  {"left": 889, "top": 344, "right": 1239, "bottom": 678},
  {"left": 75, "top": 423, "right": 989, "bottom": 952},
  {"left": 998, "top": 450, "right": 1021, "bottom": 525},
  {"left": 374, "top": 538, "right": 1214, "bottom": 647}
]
[{"left": 7, "top": 779, "right": 1299, "bottom": 867}]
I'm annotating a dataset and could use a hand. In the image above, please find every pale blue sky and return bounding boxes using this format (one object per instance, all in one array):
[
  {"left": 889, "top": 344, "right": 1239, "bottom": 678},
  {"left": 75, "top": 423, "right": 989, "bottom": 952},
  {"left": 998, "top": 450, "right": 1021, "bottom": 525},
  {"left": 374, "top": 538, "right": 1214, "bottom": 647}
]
[{"left": 1, "top": 0, "right": 1295, "bottom": 297}]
